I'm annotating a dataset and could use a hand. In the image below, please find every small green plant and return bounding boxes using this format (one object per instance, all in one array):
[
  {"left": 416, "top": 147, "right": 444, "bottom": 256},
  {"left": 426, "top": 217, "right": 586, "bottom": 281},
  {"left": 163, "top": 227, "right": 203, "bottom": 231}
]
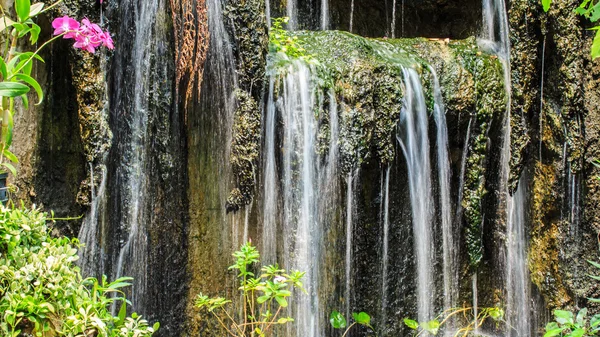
[
  {"left": 542, "top": 0, "right": 600, "bottom": 59},
  {"left": 0, "top": 205, "right": 158, "bottom": 336},
  {"left": 195, "top": 241, "right": 306, "bottom": 337},
  {"left": 544, "top": 308, "right": 600, "bottom": 337},
  {"left": 269, "top": 17, "right": 310, "bottom": 60},
  {"left": 542, "top": 259, "right": 600, "bottom": 337},
  {"left": 329, "top": 310, "right": 376, "bottom": 336},
  {"left": 403, "top": 306, "right": 504, "bottom": 337}
]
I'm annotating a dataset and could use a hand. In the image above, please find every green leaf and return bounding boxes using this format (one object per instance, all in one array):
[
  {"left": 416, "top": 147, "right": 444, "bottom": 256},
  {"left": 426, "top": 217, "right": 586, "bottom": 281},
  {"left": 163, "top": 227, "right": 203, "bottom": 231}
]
[
  {"left": 576, "top": 308, "right": 587, "bottom": 326},
  {"left": 352, "top": 312, "right": 371, "bottom": 325},
  {"left": 257, "top": 295, "right": 269, "bottom": 304},
  {"left": 29, "top": 23, "right": 40, "bottom": 44},
  {"left": 21, "top": 93, "right": 28, "bottom": 110},
  {"left": 274, "top": 296, "right": 288, "bottom": 307},
  {"left": 554, "top": 309, "right": 574, "bottom": 325},
  {"left": 0, "top": 16, "right": 16, "bottom": 32},
  {"left": 542, "top": 0, "right": 552, "bottom": 12},
  {"left": 422, "top": 320, "right": 440, "bottom": 335},
  {"left": 2, "top": 162, "right": 16, "bottom": 176},
  {"left": 404, "top": 318, "right": 419, "bottom": 330},
  {"left": 544, "top": 328, "right": 564, "bottom": 337},
  {"left": 3, "top": 149, "right": 18, "bottom": 163},
  {"left": 29, "top": 3, "right": 44, "bottom": 17},
  {"left": 14, "top": 74, "right": 42, "bottom": 104},
  {"left": 15, "top": 0, "right": 30, "bottom": 23},
  {"left": 592, "top": 28, "right": 600, "bottom": 60},
  {"left": 591, "top": 314, "right": 600, "bottom": 328},
  {"left": 153, "top": 322, "right": 160, "bottom": 331},
  {"left": 0, "top": 57, "right": 6, "bottom": 78},
  {"left": 571, "top": 328, "right": 586, "bottom": 337},
  {"left": 329, "top": 311, "right": 347, "bottom": 329},
  {"left": 0, "top": 82, "right": 29, "bottom": 97},
  {"left": 116, "top": 301, "right": 127, "bottom": 326},
  {"left": 2, "top": 109, "right": 13, "bottom": 147},
  {"left": 488, "top": 307, "right": 504, "bottom": 321}
]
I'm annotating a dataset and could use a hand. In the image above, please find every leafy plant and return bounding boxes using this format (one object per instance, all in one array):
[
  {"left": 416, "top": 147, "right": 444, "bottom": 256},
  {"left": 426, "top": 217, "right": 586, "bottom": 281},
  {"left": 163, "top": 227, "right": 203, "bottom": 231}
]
[
  {"left": 542, "top": 0, "right": 600, "bottom": 59},
  {"left": 403, "top": 306, "right": 504, "bottom": 337},
  {"left": 269, "top": 17, "right": 310, "bottom": 60},
  {"left": 543, "top": 308, "right": 600, "bottom": 337},
  {"left": 0, "top": 205, "right": 158, "bottom": 336},
  {"left": 329, "top": 310, "right": 376, "bottom": 336},
  {"left": 0, "top": 0, "right": 113, "bottom": 179},
  {"left": 195, "top": 241, "right": 305, "bottom": 337}
]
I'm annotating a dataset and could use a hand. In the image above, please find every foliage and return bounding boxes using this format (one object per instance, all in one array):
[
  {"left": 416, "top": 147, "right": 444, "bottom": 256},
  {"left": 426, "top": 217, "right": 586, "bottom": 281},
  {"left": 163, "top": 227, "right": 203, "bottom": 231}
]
[
  {"left": 403, "top": 306, "right": 504, "bottom": 337},
  {"left": 0, "top": 205, "right": 158, "bottom": 336},
  {"left": 542, "top": 259, "right": 600, "bottom": 337},
  {"left": 0, "top": 0, "right": 112, "bottom": 178},
  {"left": 329, "top": 310, "right": 376, "bottom": 337},
  {"left": 542, "top": 0, "right": 600, "bottom": 59},
  {"left": 544, "top": 308, "right": 600, "bottom": 337},
  {"left": 269, "top": 17, "right": 309, "bottom": 59},
  {"left": 195, "top": 241, "right": 306, "bottom": 337}
]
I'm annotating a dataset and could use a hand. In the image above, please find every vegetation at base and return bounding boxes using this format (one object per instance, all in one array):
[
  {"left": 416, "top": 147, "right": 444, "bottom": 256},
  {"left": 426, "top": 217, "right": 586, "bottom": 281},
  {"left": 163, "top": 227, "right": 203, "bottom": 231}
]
[
  {"left": 329, "top": 310, "right": 376, "bottom": 336},
  {"left": 0, "top": 205, "right": 158, "bottom": 336},
  {"left": 195, "top": 241, "right": 305, "bottom": 337},
  {"left": 542, "top": 260, "right": 600, "bottom": 337},
  {"left": 404, "top": 306, "right": 504, "bottom": 337}
]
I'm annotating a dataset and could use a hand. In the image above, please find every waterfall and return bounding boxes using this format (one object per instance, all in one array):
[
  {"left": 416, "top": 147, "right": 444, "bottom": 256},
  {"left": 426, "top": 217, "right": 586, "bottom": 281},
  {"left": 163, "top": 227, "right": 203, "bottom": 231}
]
[
  {"left": 431, "top": 68, "right": 457, "bottom": 314},
  {"left": 111, "top": 0, "right": 165, "bottom": 309},
  {"left": 505, "top": 178, "right": 531, "bottom": 337},
  {"left": 78, "top": 163, "right": 108, "bottom": 278},
  {"left": 287, "top": 0, "right": 298, "bottom": 30},
  {"left": 279, "top": 61, "right": 322, "bottom": 337},
  {"left": 481, "top": 1, "right": 532, "bottom": 335},
  {"left": 397, "top": 67, "right": 434, "bottom": 323},
  {"left": 321, "top": 0, "right": 329, "bottom": 30},
  {"left": 349, "top": 0, "right": 355, "bottom": 32},
  {"left": 391, "top": 0, "right": 396, "bottom": 38},
  {"left": 345, "top": 171, "right": 355, "bottom": 318},
  {"left": 262, "top": 78, "right": 277, "bottom": 264},
  {"left": 380, "top": 166, "right": 391, "bottom": 329}
]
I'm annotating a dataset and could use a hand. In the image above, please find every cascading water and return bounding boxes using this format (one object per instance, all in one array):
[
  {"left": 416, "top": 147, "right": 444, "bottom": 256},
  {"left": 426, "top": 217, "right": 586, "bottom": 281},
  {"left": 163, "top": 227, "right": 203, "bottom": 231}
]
[
  {"left": 481, "top": 0, "right": 533, "bottom": 335},
  {"left": 505, "top": 178, "right": 531, "bottom": 337},
  {"left": 262, "top": 78, "right": 278, "bottom": 264},
  {"left": 345, "top": 171, "right": 355, "bottom": 319},
  {"left": 280, "top": 61, "right": 322, "bottom": 337},
  {"left": 349, "top": 0, "right": 355, "bottom": 32},
  {"left": 391, "top": 0, "right": 397, "bottom": 38},
  {"left": 78, "top": 163, "right": 108, "bottom": 278},
  {"left": 287, "top": 0, "right": 298, "bottom": 30},
  {"left": 397, "top": 67, "right": 434, "bottom": 323},
  {"left": 321, "top": 0, "right": 329, "bottom": 30},
  {"left": 380, "top": 166, "right": 391, "bottom": 328},
  {"left": 431, "top": 68, "right": 457, "bottom": 314}
]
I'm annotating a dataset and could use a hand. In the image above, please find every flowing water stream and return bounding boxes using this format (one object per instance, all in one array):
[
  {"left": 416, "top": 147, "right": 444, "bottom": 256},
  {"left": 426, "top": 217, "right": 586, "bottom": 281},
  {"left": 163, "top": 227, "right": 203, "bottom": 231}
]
[{"left": 397, "top": 67, "right": 434, "bottom": 323}]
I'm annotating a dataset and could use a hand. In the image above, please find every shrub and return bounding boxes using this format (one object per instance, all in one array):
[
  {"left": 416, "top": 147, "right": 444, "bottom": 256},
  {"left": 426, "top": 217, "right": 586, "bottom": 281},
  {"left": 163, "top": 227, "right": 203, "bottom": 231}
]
[
  {"left": 0, "top": 205, "right": 158, "bottom": 336},
  {"left": 195, "top": 241, "right": 305, "bottom": 337}
]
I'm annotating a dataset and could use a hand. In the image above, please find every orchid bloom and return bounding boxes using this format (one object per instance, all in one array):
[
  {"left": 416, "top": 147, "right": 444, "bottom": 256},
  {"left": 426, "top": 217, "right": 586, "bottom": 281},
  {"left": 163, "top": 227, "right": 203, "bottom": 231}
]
[
  {"left": 51, "top": 16, "right": 114, "bottom": 53},
  {"left": 52, "top": 16, "right": 80, "bottom": 38}
]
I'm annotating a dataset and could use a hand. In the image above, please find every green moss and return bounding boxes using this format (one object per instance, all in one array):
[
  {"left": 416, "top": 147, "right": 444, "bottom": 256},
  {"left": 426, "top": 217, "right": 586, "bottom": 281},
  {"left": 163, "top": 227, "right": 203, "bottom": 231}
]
[
  {"left": 227, "top": 90, "right": 262, "bottom": 212},
  {"left": 453, "top": 44, "right": 506, "bottom": 270},
  {"left": 223, "top": 0, "right": 268, "bottom": 212}
]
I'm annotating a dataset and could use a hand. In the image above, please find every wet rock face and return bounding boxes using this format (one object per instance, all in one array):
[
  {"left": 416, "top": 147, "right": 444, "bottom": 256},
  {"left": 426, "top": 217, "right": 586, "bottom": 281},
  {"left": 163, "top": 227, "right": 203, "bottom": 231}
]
[{"left": 268, "top": 0, "right": 482, "bottom": 38}]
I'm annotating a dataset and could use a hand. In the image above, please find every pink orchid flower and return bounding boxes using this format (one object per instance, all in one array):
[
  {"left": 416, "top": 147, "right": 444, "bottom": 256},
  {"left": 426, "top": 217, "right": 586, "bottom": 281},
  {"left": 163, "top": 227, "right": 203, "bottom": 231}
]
[
  {"left": 52, "top": 16, "right": 80, "bottom": 38},
  {"left": 99, "top": 31, "right": 114, "bottom": 49},
  {"left": 52, "top": 16, "right": 114, "bottom": 54}
]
